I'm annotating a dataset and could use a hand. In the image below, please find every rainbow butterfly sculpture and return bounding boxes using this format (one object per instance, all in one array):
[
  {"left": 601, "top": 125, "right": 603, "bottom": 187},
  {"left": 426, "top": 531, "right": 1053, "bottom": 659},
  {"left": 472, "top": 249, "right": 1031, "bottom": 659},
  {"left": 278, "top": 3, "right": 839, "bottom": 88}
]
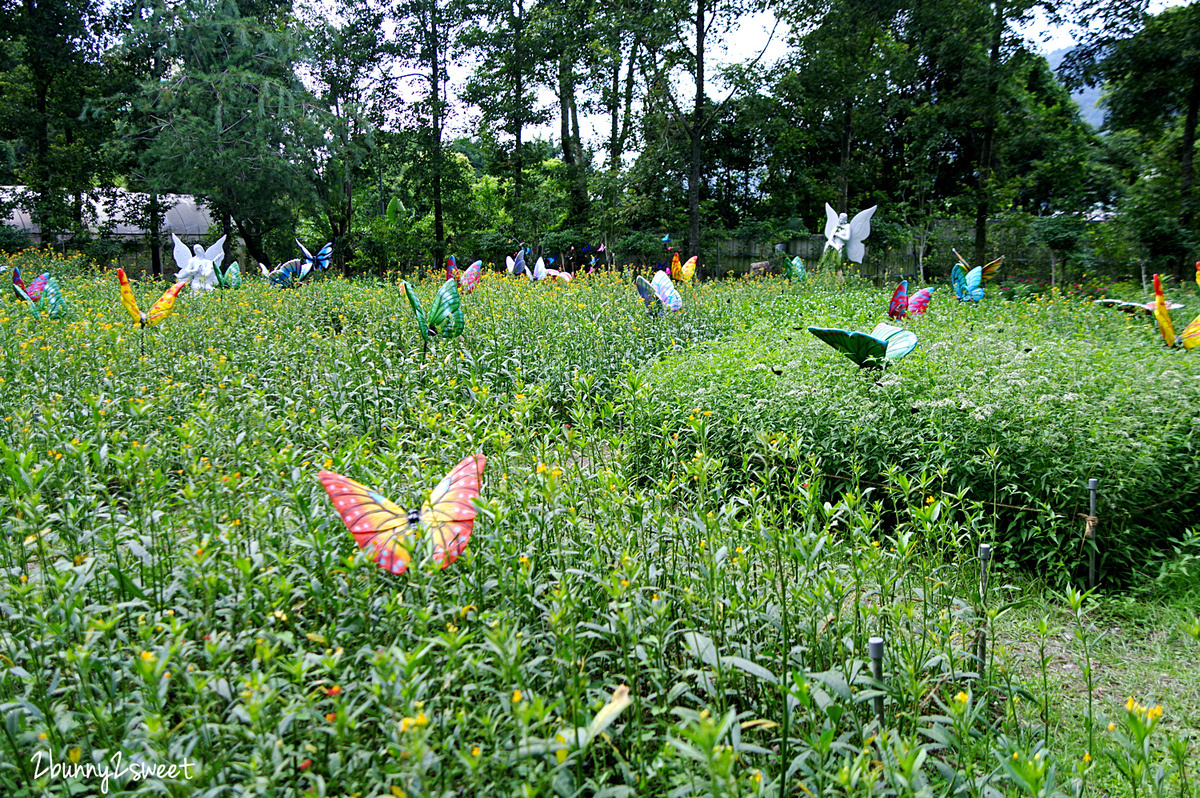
[
  {"left": 403, "top": 278, "right": 465, "bottom": 343},
  {"left": 784, "top": 256, "right": 806, "bottom": 282},
  {"left": 117, "top": 268, "right": 186, "bottom": 328},
  {"left": 318, "top": 454, "right": 486, "bottom": 574},
  {"left": 950, "top": 249, "right": 1002, "bottom": 302},
  {"left": 635, "top": 270, "right": 683, "bottom": 314},
  {"left": 457, "top": 259, "right": 483, "bottom": 294},
  {"left": 888, "top": 281, "right": 936, "bottom": 319},
  {"left": 808, "top": 322, "right": 918, "bottom": 369},
  {"left": 1152, "top": 273, "right": 1200, "bottom": 349},
  {"left": 671, "top": 254, "right": 697, "bottom": 282}
]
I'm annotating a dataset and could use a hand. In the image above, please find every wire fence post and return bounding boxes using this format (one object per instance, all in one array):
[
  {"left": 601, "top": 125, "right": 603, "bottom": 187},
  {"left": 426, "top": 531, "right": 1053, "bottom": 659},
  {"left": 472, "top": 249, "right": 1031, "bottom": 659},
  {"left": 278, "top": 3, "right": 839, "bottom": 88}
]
[
  {"left": 976, "top": 544, "right": 992, "bottom": 670},
  {"left": 868, "top": 636, "right": 885, "bottom": 728}
]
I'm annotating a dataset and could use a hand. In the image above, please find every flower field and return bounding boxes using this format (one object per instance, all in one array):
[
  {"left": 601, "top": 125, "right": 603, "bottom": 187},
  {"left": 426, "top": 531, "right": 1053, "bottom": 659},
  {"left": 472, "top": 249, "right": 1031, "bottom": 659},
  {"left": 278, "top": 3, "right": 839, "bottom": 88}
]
[{"left": 1, "top": 254, "right": 1198, "bottom": 796}]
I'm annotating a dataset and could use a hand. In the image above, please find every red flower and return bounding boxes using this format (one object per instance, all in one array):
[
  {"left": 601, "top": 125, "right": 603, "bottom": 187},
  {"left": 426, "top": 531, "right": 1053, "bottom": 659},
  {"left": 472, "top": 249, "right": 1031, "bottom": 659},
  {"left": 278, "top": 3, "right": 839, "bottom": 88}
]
[
  {"left": 324, "top": 685, "right": 342, "bottom": 696},
  {"left": 300, "top": 759, "right": 312, "bottom": 771}
]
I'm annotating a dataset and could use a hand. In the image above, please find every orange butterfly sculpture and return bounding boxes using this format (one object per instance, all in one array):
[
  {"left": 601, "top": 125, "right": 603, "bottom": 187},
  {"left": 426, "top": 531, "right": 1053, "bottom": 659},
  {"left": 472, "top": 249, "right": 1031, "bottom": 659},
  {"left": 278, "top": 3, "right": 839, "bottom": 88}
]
[
  {"left": 118, "top": 268, "right": 186, "bottom": 328},
  {"left": 318, "top": 454, "right": 485, "bottom": 574}
]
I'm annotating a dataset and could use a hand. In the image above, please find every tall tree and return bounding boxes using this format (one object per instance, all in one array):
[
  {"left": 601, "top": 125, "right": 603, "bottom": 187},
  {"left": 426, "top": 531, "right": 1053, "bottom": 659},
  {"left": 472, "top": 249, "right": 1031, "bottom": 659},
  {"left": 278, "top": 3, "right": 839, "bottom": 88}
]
[
  {"left": 300, "top": 0, "right": 392, "bottom": 261},
  {"left": 1, "top": 0, "right": 118, "bottom": 238},
  {"left": 640, "top": 0, "right": 776, "bottom": 257},
  {"left": 460, "top": 0, "right": 548, "bottom": 221},
  {"left": 118, "top": 0, "right": 323, "bottom": 267},
  {"left": 1087, "top": 4, "right": 1200, "bottom": 276}
]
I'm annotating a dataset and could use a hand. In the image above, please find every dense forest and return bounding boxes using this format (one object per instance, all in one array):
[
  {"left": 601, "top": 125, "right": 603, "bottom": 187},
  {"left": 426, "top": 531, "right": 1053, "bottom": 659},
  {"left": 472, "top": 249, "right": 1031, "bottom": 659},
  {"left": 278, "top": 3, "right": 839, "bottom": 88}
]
[{"left": 0, "top": 0, "right": 1197, "bottom": 280}]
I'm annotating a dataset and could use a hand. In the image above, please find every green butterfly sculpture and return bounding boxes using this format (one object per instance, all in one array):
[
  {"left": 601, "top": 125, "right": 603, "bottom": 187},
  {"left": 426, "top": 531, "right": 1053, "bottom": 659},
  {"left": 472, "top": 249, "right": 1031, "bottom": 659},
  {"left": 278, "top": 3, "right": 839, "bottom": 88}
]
[
  {"left": 403, "top": 279, "right": 465, "bottom": 343},
  {"left": 216, "top": 261, "right": 242, "bottom": 289},
  {"left": 807, "top": 322, "right": 917, "bottom": 369},
  {"left": 785, "top": 256, "right": 806, "bottom": 282}
]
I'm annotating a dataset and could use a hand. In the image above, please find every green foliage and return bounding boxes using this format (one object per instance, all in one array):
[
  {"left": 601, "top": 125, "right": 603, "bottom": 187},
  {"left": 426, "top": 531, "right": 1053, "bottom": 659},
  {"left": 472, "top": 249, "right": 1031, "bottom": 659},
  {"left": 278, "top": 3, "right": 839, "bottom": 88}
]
[
  {"left": 0, "top": 267, "right": 1197, "bottom": 795},
  {"left": 625, "top": 281, "right": 1200, "bottom": 583}
]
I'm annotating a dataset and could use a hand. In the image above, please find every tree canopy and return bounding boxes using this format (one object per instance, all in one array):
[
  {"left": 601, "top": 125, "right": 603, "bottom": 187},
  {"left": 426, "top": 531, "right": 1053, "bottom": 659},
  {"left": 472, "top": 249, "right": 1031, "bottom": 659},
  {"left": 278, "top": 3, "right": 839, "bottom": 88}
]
[{"left": 0, "top": 0, "right": 1194, "bottom": 278}]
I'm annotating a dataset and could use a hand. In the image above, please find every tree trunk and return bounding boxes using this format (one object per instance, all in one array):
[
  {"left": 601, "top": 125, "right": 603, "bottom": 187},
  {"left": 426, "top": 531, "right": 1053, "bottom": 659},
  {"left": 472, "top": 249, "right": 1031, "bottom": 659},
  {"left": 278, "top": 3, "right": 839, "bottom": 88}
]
[
  {"left": 974, "top": 0, "right": 1005, "bottom": 267},
  {"left": 149, "top": 193, "right": 162, "bottom": 279},
  {"left": 1177, "top": 70, "right": 1199, "bottom": 279},
  {"left": 222, "top": 208, "right": 233, "bottom": 266},
  {"left": 687, "top": 0, "right": 705, "bottom": 259}
]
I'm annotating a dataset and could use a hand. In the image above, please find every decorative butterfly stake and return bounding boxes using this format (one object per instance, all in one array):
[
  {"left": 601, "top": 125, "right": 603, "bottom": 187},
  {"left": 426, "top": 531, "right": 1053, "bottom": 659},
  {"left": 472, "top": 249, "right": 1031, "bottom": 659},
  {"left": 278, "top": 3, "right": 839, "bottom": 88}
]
[
  {"left": 318, "top": 454, "right": 486, "bottom": 574},
  {"left": 298, "top": 239, "right": 334, "bottom": 279},
  {"left": 950, "top": 249, "right": 1002, "bottom": 302},
  {"left": 215, "top": 261, "right": 242, "bottom": 289},
  {"left": 403, "top": 278, "right": 465, "bottom": 355},
  {"left": 457, "top": 259, "right": 483, "bottom": 294},
  {"left": 635, "top": 270, "right": 683, "bottom": 315},
  {"left": 808, "top": 322, "right": 917, "bottom": 369},
  {"left": 672, "top": 255, "right": 697, "bottom": 283},
  {"left": 12, "top": 268, "right": 49, "bottom": 302},
  {"left": 785, "top": 256, "right": 806, "bottom": 282},
  {"left": 445, "top": 255, "right": 458, "bottom": 282},
  {"left": 117, "top": 268, "right": 186, "bottom": 355},
  {"left": 1151, "top": 273, "right": 1200, "bottom": 349},
  {"left": 260, "top": 258, "right": 307, "bottom": 288}
]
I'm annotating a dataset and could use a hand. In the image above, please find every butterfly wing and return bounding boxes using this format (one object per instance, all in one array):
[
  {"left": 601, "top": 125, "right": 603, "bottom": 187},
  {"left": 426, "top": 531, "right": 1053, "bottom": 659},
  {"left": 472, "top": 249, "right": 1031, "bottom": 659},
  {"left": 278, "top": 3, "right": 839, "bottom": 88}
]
[
  {"left": 316, "top": 242, "right": 333, "bottom": 271},
  {"left": 225, "top": 261, "right": 242, "bottom": 289},
  {"left": 1180, "top": 314, "right": 1200, "bottom": 350},
  {"left": 807, "top": 326, "right": 887, "bottom": 368},
  {"left": 13, "top": 282, "right": 39, "bottom": 318},
  {"left": 532, "top": 257, "right": 547, "bottom": 280},
  {"left": 171, "top": 234, "right": 192, "bottom": 275},
  {"left": 144, "top": 282, "right": 186, "bottom": 327},
  {"left": 651, "top": 270, "right": 683, "bottom": 312},
  {"left": 1195, "top": 260, "right": 1199, "bottom": 290},
  {"left": 823, "top": 203, "right": 839, "bottom": 245},
  {"left": 402, "top": 280, "right": 430, "bottom": 342},
  {"left": 680, "top": 256, "right": 697, "bottom": 282},
  {"left": 888, "top": 281, "right": 909, "bottom": 320},
  {"left": 26, "top": 273, "right": 49, "bottom": 302},
  {"left": 845, "top": 206, "right": 876, "bottom": 263},
  {"left": 965, "top": 267, "right": 984, "bottom": 301},
  {"left": 203, "top": 236, "right": 227, "bottom": 270},
  {"left": 318, "top": 471, "right": 414, "bottom": 574},
  {"left": 117, "top": 268, "right": 143, "bottom": 324},
  {"left": 427, "top": 279, "right": 465, "bottom": 340},
  {"left": 460, "top": 260, "right": 482, "bottom": 293},
  {"left": 635, "top": 275, "right": 661, "bottom": 314},
  {"left": 950, "top": 264, "right": 967, "bottom": 301},
  {"left": 870, "top": 322, "right": 918, "bottom": 362},
  {"left": 1153, "top": 273, "right": 1176, "bottom": 346},
  {"left": 670, "top": 253, "right": 682, "bottom": 281},
  {"left": 908, "top": 287, "right": 934, "bottom": 314},
  {"left": 420, "top": 454, "right": 486, "bottom": 568},
  {"left": 42, "top": 278, "right": 66, "bottom": 318},
  {"left": 11, "top": 267, "right": 25, "bottom": 298},
  {"left": 979, "top": 256, "right": 1003, "bottom": 283},
  {"left": 446, "top": 255, "right": 457, "bottom": 281},
  {"left": 506, "top": 255, "right": 515, "bottom": 274},
  {"left": 296, "top": 239, "right": 314, "bottom": 265}
]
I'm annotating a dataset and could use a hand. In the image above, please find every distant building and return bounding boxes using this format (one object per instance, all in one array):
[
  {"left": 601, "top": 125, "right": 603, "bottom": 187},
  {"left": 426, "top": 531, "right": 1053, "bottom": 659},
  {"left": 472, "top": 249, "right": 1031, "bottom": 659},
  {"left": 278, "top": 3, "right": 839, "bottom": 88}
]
[{"left": 1, "top": 186, "right": 215, "bottom": 243}]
